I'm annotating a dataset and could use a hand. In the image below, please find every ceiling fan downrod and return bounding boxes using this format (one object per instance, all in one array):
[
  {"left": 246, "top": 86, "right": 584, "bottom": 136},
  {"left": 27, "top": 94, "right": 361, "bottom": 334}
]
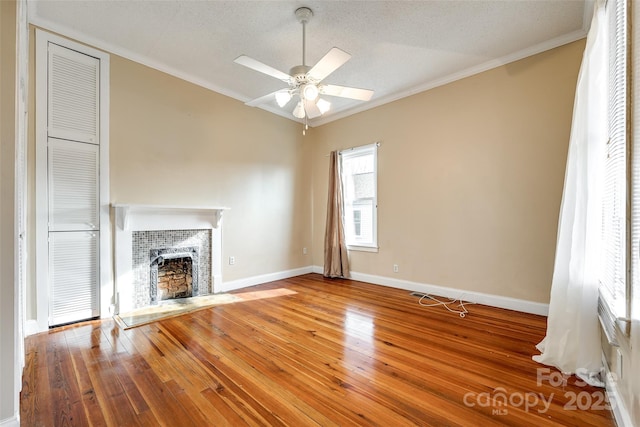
[{"left": 295, "top": 7, "right": 313, "bottom": 67}]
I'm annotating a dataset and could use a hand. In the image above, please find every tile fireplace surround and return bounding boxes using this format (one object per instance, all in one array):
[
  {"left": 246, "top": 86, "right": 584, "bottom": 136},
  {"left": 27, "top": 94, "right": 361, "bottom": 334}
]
[{"left": 113, "top": 204, "right": 227, "bottom": 314}]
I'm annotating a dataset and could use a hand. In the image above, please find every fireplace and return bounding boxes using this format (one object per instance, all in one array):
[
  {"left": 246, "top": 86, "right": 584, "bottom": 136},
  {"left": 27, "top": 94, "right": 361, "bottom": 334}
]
[
  {"left": 113, "top": 204, "right": 227, "bottom": 314},
  {"left": 131, "top": 229, "right": 209, "bottom": 309},
  {"left": 150, "top": 246, "right": 199, "bottom": 304}
]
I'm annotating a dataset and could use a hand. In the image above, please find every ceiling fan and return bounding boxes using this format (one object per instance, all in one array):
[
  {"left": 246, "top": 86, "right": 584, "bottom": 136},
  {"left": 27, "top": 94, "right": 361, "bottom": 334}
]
[{"left": 234, "top": 7, "right": 374, "bottom": 132}]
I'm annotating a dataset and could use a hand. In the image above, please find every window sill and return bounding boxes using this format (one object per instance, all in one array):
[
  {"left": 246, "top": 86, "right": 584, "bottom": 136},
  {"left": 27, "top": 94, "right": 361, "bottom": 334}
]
[
  {"left": 347, "top": 245, "right": 378, "bottom": 253},
  {"left": 598, "top": 290, "right": 631, "bottom": 348}
]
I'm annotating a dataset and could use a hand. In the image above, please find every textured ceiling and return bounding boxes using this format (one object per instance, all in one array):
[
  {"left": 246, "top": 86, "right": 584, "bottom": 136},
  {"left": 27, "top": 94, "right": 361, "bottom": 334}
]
[{"left": 28, "top": 1, "right": 590, "bottom": 126}]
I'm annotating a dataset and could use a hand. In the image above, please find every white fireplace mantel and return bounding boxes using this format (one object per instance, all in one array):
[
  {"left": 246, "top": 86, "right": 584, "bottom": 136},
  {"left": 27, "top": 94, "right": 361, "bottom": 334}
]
[
  {"left": 112, "top": 204, "right": 229, "bottom": 313},
  {"left": 113, "top": 204, "right": 228, "bottom": 231}
]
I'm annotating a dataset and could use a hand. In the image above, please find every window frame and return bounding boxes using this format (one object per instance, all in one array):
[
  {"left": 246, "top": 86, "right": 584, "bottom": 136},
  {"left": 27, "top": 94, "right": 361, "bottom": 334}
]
[
  {"left": 339, "top": 143, "right": 379, "bottom": 252},
  {"left": 601, "top": 0, "right": 629, "bottom": 320},
  {"left": 600, "top": 0, "right": 632, "bottom": 338}
]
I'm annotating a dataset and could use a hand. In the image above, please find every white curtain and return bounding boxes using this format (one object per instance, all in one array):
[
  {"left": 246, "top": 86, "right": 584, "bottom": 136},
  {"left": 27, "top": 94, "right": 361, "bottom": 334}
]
[{"left": 533, "top": 2, "right": 608, "bottom": 387}]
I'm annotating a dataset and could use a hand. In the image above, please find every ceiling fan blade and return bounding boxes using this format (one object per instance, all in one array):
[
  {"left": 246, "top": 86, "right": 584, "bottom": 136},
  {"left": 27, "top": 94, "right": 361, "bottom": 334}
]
[
  {"left": 234, "top": 55, "right": 292, "bottom": 83},
  {"left": 303, "top": 99, "right": 322, "bottom": 119},
  {"left": 321, "top": 84, "right": 374, "bottom": 101},
  {"left": 308, "top": 47, "right": 351, "bottom": 82},
  {"left": 245, "top": 90, "right": 290, "bottom": 107}
]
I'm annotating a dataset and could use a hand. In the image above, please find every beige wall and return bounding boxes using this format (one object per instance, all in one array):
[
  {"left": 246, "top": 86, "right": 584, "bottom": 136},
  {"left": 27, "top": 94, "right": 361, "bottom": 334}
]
[
  {"left": 109, "top": 55, "right": 312, "bottom": 281},
  {"left": 311, "top": 40, "right": 585, "bottom": 304},
  {"left": 1, "top": 0, "right": 18, "bottom": 422}
]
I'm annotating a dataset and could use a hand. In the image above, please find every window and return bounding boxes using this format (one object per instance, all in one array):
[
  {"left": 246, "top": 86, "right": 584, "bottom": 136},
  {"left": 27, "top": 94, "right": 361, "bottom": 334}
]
[
  {"left": 340, "top": 144, "right": 378, "bottom": 250},
  {"left": 601, "top": 0, "right": 630, "bottom": 322},
  {"left": 353, "top": 210, "right": 362, "bottom": 236},
  {"left": 632, "top": 0, "right": 640, "bottom": 324}
]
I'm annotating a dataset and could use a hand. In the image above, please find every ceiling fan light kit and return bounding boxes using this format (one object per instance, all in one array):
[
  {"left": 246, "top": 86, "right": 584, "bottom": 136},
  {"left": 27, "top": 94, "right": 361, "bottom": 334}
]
[
  {"left": 302, "top": 84, "right": 319, "bottom": 101},
  {"left": 275, "top": 91, "right": 293, "bottom": 108},
  {"left": 233, "top": 6, "right": 374, "bottom": 134},
  {"left": 316, "top": 98, "right": 331, "bottom": 115},
  {"left": 293, "top": 101, "right": 306, "bottom": 119}
]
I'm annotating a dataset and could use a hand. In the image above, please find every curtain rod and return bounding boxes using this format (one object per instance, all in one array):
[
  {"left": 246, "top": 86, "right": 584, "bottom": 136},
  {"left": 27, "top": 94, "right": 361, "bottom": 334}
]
[{"left": 325, "top": 141, "right": 381, "bottom": 157}]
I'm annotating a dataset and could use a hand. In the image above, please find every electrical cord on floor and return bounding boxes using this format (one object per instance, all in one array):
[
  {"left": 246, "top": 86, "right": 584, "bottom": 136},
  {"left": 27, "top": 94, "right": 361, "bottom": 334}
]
[{"left": 416, "top": 293, "right": 475, "bottom": 317}]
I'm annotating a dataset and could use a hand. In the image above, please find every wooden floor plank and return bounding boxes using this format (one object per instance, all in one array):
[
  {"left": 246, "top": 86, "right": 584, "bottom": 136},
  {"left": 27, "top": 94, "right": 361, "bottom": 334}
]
[
  {"left": 63, "top": 338, "right": 108, "bottom": 427},
  {"left": 189, "top": 308, "right": 403, "bottom": 426},
  {"left": 213, "top": 298, "right": 467, "bottom": 425},
  {"left": 21, "top": 274, "right": 614, "bottom": 426},
  {"left": 78, "top": 327, "right": 146, "bottom": 426},
  {"left": 21, "top": 335, "right": 53, "bottom": 426},
  {"left": 160, "top": 316, "right": 324, "bottom": 426}
]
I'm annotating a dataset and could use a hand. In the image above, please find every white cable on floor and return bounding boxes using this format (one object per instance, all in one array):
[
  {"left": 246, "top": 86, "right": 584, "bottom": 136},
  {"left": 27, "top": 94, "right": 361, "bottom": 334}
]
[{"left": 417, "top": 293, "right": 475, "bottom": 317}]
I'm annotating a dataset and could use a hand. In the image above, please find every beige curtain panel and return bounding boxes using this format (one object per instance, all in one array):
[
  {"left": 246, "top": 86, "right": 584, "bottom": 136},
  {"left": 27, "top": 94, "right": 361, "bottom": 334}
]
[{"left": 324, "top": 151, "right": 350, "bottom": 278}]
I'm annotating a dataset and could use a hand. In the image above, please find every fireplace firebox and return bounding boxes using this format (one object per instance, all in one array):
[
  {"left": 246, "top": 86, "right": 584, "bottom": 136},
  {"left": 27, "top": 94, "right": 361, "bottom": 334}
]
[{"left": 149, "top": 247, "right": 199, "bottom": 304}]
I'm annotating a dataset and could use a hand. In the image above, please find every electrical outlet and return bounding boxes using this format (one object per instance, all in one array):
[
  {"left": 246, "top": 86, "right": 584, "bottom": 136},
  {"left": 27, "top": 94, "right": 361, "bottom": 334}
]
[
  {"left": 393, "top": 264, "right": 399, "bottom": 273},
  {"left": 229, "top": 256, "right": 235, "bottom": 265},
  {"left": 303, "top": 247, "right": 307, "bottom": 255}
]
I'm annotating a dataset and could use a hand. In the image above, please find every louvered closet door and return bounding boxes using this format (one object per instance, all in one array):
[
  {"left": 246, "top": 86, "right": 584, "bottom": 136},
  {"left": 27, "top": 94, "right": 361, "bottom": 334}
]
[
  {"left": 46, "top": 43, "right": 101, "bottom": 326},
  {"left": 48, "top": 138, "right": 99, "bottom": 231},
  {"left": 47, "top": 43, "right": 99, "bottom": 144},
  {"left": 49, "top": 231, "right": 99, "bottom": 325}
]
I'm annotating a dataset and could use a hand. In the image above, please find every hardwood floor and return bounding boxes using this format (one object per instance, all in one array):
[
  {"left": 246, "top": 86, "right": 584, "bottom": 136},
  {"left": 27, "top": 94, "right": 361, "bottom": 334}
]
[{"left": 21, "top": 274, "right": 614, "bottom": 426}]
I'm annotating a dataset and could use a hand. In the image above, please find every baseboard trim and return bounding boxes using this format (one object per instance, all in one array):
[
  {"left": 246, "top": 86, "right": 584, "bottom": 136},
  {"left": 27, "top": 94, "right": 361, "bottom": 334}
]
[
  {"left": 0, "top": 415, "right": 19, "bottom": 427},
  {"left": 312, "top": 266, "right": 548, "bottom": 316},
  {"left": 216, "top": 266, "right": 548, "bottom": 315},
  {"left": 219, "top": 266, "right": 314, "bottom": 293},
  {"left": 603, "top": 354, "right": 634, "bottom": 427},
  {"left": 24, "top": 319, "right": 41, "bottom": 336}
]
